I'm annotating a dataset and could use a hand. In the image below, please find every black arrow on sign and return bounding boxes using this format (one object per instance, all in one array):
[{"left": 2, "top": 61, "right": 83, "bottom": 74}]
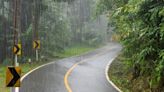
[
  {"left": 14, "top": 45, "right": 20, "bottom": 54},
  {"left": 35, "top": 41, "right": 39, "bottom": 49},
  {"left": 7, "top": 68, "right": 20, "bottom": 87}
]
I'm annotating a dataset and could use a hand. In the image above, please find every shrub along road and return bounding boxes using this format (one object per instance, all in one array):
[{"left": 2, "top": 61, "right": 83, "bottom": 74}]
[{"left": 18, "top": 42, "right": 122, "bottom": 92}]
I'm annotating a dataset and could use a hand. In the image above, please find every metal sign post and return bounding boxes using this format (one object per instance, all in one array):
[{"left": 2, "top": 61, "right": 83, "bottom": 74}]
[
  {"left": 15, "top": 55, "right": 19, "bottom": 67},
  {"left": 36, "top": 49, "right": 39, "bottom": 61},
  {"left": 33, "top": 40, "right": 40, "bottom": 61}
]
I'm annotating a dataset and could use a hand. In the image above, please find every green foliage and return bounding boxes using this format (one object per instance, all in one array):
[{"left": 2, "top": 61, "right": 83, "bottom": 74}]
[
  {"left": 39, "top": 1, "right": 71, "bottom": 57},
  {"left": 0, "top": 0, "right": 107, "bottom": 63},
  {"left": 97, "top": 0, "right": 164, "bottom": 90},
  {"left": 95, "top": 0, "right": 128, "bottom": 16}
]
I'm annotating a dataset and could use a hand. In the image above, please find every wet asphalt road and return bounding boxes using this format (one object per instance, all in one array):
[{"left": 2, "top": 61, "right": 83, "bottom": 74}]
[{"left": 19, "top": 42, "right": 122, "bottom": 92}]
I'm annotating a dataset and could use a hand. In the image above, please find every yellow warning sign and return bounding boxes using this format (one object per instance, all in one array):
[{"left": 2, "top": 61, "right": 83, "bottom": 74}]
[
  {"left": 13, "top": 44, "right": 21, "bottom": 55},
  {"left": 33, "top": 40, "right": 40, "bottom": 49},
  {"left": 6, "top": 67, "right": 21, "bottom": 87}
]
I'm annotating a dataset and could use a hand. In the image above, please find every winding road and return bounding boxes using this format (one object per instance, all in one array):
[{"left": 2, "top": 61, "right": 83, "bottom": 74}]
[{"left": 18, "top": 42, "right": 122, "bottom": 92}]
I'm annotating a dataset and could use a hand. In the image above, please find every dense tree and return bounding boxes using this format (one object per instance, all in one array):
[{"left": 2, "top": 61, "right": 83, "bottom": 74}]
[
  {"left": 0, "top": 0, "right": 108, "bottom": 63},
  {"left": 97, "top": 0, "right": 164, "bottom": 91}
]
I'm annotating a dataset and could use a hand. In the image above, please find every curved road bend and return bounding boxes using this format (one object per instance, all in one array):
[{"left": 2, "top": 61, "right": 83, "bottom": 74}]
[{"left": 19, "top": 42, "right": 122, "bottom": 92}]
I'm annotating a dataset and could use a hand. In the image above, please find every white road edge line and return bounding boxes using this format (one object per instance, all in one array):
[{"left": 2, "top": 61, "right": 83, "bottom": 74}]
[
  {"left": 15, "top": 45, "right": 116, "bottom": 92},
  {"left": 15, "top": 47, "right": 98, "bottom": 92},
  {"left": 15, "top": 61, "right": 56, "bottom": 92},
  {"left": 105, "top": 56, "right": 123, "bottom": 92},
  {"left": 15, "top": 57, "right": 122, "bottom": 92}
]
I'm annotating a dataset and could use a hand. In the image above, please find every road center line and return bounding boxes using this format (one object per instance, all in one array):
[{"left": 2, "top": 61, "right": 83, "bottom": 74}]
[
  {"left": 64, "top": 51, "right": 107, "bottom": 92},
  {"left": 64, "top": 46, "right": 118, "bottom": 92},
  {"left": 64, "top": 62, "right": 80, "bottom": 92}
]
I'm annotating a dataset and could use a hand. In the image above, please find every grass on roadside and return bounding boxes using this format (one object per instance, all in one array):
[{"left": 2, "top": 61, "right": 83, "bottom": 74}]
[
  {"left": 108, "top": 54, "right": 153, "bottom": 92},
  {"left": 0, "top": 44, "right": 97, "bottom": 92},
  {"left": 56, "top": 44, "right": 97, "bottom": 58},
  {"left": 108, "top": 54, "right": 130, "bottom": 92}
]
